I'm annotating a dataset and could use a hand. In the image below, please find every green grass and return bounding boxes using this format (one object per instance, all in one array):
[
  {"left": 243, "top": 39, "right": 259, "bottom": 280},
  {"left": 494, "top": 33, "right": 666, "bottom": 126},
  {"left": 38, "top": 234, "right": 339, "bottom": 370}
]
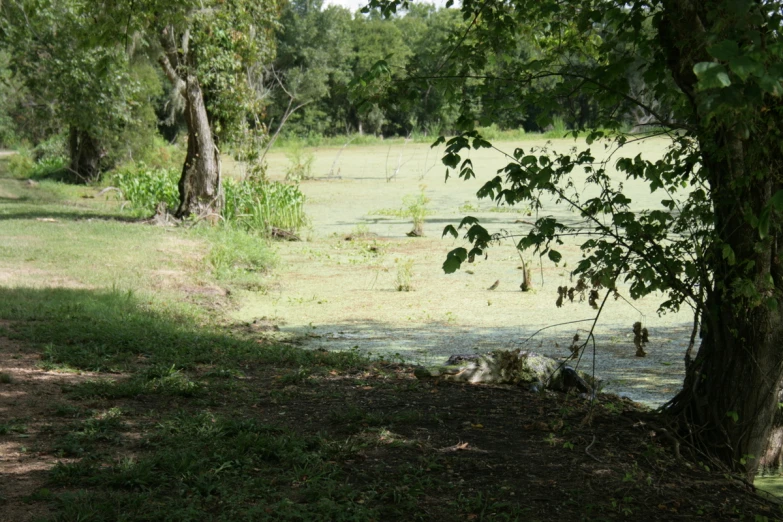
[
  {"left": 48, "top": 413, "right": 377, "bottom": 521},
  {"left": 0, "top": 286, "right": 366, "bottom": 374},
  {"left": 0, "top": 168, "right": 384, "bottom": 518},
  {"left": 1, "top": 157, "right": 777, "bottom": 521},
  {"left": 0, "top": 283, "right": 374, "bottom": 520},
  {"left": 756, "top": 476, "right": 783, "bottom": 499},
  {"left": 0, "top": 170, "right": 281, "bottom": 295},
  {"left": 269, "top": 124, "right": 624, "bottom": 152},
  {"left": 271, "top": 126, "right": 531, "bottom": 151}
]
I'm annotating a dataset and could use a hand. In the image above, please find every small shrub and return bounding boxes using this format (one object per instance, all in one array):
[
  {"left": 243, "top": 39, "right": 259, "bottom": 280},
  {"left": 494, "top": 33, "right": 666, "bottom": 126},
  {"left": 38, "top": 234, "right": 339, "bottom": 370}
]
[
  {"left": 284, "top": 145, "right": 315, "bottom": 181},
  {"left": 403, "top": 189, "right": 431, "bottom": 236},
  {"left": 0, "top": 372, "right": 13, "bottom": 384},
  {"left": 110, "top": 164, "right": 308, "bottom": 235},
  {"left": 223, "top": 176, "right": 308, "bottom": 235},
  {"left": 373, "top": 186, "right": 431, "bottom": 237},
  {"left": 395, "top": 258, "right": 414, "bottom": 291},
  {"left": 7, "top": 148, "right": 34, "bottom": 178},
  {"left": 31, "top": 156, "right": 68, "bottom": 177},
  {"left": 137, "top": 136, "right": 182, "bottom": 170},
  {"left": 32, "top": 134, "right": 67, "bottom": 163}
]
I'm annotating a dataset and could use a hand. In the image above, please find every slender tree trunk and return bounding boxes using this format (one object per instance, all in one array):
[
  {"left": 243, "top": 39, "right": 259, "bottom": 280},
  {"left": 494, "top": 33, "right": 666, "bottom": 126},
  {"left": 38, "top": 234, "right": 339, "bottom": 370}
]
[
  {"left": 68, "top": 126, "right": 105, "bottom": 183},
  {"left": 177, "top": 75, "right": 222, "bottom": 218},
  {"left": 760, "top": 386, "right": 783, "bottom": 474},
  {"left": 158, "top": 26, "right": 223, "bottom": 219}
]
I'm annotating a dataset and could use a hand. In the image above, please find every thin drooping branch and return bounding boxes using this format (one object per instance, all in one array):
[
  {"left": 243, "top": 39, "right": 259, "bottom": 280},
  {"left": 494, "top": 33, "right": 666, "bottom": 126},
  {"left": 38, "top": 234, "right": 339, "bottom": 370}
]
[
  {"left": 485, "top": 143, "right": 702, "bottom": 308},
  {"left": 257, "top": 67, "right": 314, "bottom": 166},
  {"left": 158, "top": 54, "right": 185, "bottom": 95}
]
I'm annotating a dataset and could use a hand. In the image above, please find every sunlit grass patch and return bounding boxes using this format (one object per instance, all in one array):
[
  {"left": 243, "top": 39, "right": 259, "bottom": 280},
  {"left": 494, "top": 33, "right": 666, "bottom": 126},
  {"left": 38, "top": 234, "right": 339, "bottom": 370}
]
[
  {"left": 756, "top": 476, "right": 783, "bottom": 499},
  {"left": 0, "top": 287, "right": 370, "bottom": 375}
]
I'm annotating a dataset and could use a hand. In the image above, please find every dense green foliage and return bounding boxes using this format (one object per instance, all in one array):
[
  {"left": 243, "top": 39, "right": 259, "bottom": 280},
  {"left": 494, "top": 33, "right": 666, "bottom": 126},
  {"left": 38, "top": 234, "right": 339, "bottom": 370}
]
[
  {"left": 0, "top": 0, "right": 621, "bottom": 162},
  {"left": 0, "top": 1, "right": 162, "bottom": 177},
  {"left": 266, "top": 0, "right": 578, "bottom": 139},
  {"left": 5, "top": 0, "right": 783, "bottom": 485}
]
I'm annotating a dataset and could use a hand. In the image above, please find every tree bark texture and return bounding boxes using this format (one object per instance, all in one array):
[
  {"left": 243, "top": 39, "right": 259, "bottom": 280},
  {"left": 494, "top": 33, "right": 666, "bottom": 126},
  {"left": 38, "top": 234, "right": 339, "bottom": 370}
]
[
  {"left": 158, "top": 26, "right": 222, "bottom": 219},
  {"left": 760, "top": 386, "right": 783, "bottom": 474},
  {"left": 68, "top": 126, "right": 105, "bottom": 183},
  {"left": 658, "top": 0, "right": 783, "bottom": 479}
]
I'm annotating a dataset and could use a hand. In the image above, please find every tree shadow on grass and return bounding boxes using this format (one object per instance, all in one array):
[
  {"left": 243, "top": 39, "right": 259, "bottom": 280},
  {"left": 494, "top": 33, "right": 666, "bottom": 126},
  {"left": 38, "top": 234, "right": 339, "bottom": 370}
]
[
  {"left": 0, "top": 286, "right": 366, "bottom": 374},
  {"left": 0, "top": 192, "right": 142, "bottom": 223},
  {"left": 0, "top": 207, "right": 142, "bottom": 223}
]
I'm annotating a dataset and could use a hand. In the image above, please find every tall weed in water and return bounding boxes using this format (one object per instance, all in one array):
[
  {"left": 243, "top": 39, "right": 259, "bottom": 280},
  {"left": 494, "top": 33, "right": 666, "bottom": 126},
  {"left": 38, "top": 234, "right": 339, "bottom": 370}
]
[
  {"left": 372, "top": 186, "right": 431, "bottom": 236},
  {"left": 284, "top": 145, "right": 315, "bottom": 181},
  {"left": 222, "top": 177, "right": 308, "bottom": 234}
]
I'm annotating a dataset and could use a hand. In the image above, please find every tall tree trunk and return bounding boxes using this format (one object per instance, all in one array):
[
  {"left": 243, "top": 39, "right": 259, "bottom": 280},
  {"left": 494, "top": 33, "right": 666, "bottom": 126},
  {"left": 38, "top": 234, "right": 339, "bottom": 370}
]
[
  {"left": 666, "top": 286, "right": 783, "bottom": 480},
  {"left": 158, "top": 27, "right": 223, "bottom": 219},
  {"left": 662, "top": 126, "right": 783, "bottom": 481},
  {"left": 760, "top": 387, "right": 783, "bottom": 474},
  {"left": 656, "top": 0, "right": 783, "bottom": 480},
  {"left": 177, "top": 75, "right": 222, "bottom": 218},
  {"left": 68, "top": 126, "right": 105, "bottom": 183}
]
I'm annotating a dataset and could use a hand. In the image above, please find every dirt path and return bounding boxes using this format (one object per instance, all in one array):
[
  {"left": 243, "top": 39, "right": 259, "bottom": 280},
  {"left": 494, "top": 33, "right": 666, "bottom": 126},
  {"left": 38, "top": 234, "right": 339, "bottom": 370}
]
[
  {"left": 234, "top": 137, "right": 693, "bottom": 407},
  {"left": 0, "top": 324, "right": 99, "bottom": 521}
]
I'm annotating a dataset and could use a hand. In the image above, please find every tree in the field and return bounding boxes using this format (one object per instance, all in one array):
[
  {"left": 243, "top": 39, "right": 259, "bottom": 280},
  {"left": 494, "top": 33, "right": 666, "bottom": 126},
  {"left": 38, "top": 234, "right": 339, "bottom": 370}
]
[
  {"left": 99, "top": 0, "right": 280, "bottom": 217},
  {"left": 382, "top": 4, "right": 465, "bottom": 136},
  {"left": 369, "top": 0, "right": 783, "bottom": 480},
  {"left": 350, "top": 11, "right": 413, "bottom": 135},
  {"left": 0, "top": 0, "right": 161, "bottom": 181},
  {"left": 0, "top": 51, "right": 27, "bottom": 148}
]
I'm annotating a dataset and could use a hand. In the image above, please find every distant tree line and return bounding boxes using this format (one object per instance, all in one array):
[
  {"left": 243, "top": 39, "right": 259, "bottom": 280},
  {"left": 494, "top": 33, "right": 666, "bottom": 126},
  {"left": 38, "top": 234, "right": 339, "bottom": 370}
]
[
  {"left": 0, "top": 0, "right": 661, "bottom": 214},
  {"left": 266, "top": 0, "right": 657, "bottom": 139},
  {"left": 0, "top": 0, "right": 655, "bottom": 164}
]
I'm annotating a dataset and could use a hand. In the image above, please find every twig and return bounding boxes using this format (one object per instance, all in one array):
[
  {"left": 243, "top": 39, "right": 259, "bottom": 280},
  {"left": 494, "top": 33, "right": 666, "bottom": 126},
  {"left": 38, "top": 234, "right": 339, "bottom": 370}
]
[
  {"left": 96, "top": 186, "right": 122, "bottom": 197},
  {"left": 513, "top": 318, "right": 597, "bottom": 347},
  {"left": 326, "top": 136, "right": 357, "bottom": 178},
  {"left": 585, "top": 435, "right": 602, "bottom": 462}
]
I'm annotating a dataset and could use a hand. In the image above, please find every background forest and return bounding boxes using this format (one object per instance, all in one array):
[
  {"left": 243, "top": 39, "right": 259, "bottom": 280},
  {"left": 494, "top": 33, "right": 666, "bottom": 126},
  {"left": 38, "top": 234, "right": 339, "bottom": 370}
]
[{"left": 0, "top": 0, "right": 633, "bottom": 168}]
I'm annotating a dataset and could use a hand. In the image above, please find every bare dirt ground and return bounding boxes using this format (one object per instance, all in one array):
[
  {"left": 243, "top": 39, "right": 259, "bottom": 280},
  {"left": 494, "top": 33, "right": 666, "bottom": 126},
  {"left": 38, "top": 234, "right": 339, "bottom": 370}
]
[
  {"left": 0, "top": 323, "right": 96, "bottom": 521},
  {"left": 237, "top": 137, "right": 694, "bottom": 407}
]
